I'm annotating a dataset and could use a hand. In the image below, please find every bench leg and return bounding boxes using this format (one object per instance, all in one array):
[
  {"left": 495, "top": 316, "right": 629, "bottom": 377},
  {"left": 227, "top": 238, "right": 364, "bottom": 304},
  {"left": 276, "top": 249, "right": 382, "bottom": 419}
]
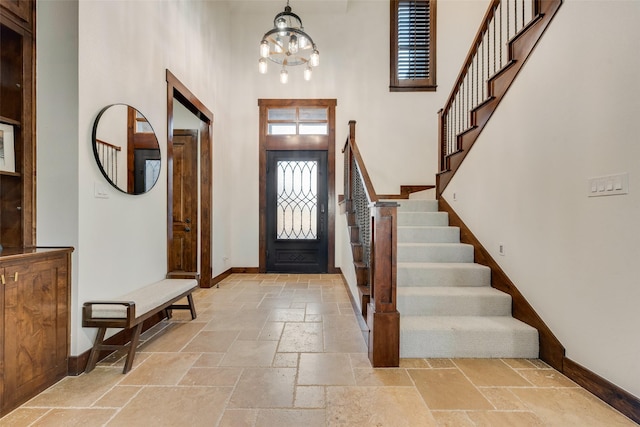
[
  {"left": 86, "top": 327, "right": 107, "bottom": 373},
  {"left": 122, "top": 323, "right": 143, "bottom": 374},
  {"left": 187, "top": 293, "right": 197, "bottom": 320}
]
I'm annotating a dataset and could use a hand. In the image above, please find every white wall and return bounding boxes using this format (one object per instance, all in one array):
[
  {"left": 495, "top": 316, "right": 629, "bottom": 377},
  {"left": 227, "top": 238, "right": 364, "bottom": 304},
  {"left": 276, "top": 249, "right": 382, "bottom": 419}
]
[
  {"left": 443, "top": 0, "right": 640, "bottom": 397},
  {"left": 226, "top": 0, "right": 489, "bottom": 268},
  {"left": 37, "top": 0, "right": 232, "bottom": 355}
]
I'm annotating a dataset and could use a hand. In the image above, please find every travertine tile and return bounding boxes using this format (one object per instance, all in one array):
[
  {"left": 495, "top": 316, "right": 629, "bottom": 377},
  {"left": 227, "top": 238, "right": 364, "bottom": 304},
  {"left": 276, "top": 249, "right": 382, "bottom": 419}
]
[
  {"left": 278, "top": 322, "right": 324, "bottom": 352},
  {"left": 427, "top": 358, "right": 456, "bottom": 368},
  {"left": 298, "top": 353, "right": 355, "bottom": 386},
  {"left": 31, "top": 408, "right": 116, "bottom": 426},
  {"left": 454, "top": 359, "right": 532, "bottom": 387},
  {"left": 179, "top": 367, "right": 243, "bottom": 386},
  {"left": 4, "top": 274, "right": 635, "bottom": 427},
  {"left": 192, "top": 352, "right": 224, "bottom": 367},
  {"left": 408, "top": 368, "right": 493, "bottom": 410},
  {"left": 294, "top": 386, "right": 326, "bottom": 408},
  {"left": 353, "top": 368, "right": 414, "bottom": 386},
  {"left": 219, "top": 340, "right": 278, "bottom": 367},
  {"left": 431, "top": 411, "right": 475, "bottom": 427},
  {"left": 255, "top": 409, "right": 326, "bottom": 427},
  {"left": 268, "top": 308, "right": 306, "bottom": 322},
  {"left": 180, "top": 330, "right": 239, "bottom": 353},
  {"left": 92, "top": 385, "right": 141, "bottom": 408},
  {"left": 0, "top": 408, "right": 50, "bottom": 426},
  {"left": 516, "top": 368, "right": 578, "bottom": 388},
  {"left": 258, "top": 321, "right": 285, "bottom": 340},
  {"left": 119, "top": 353, "right": 200, "bottom": 386},
  {"left": 326, "top": 386, "right": 437, "bottom": 426},
  {"left": 107, "top": 386, "right": 231, "bottom": 426},
  {"left": 399, "top": 358, "right": 430, "bottom": 369},
  {"left": 25, "top": 367, "right": 123, "bottom": 407},
  {"left": 478, "top": 387, "right": 529, "bottom": 410},
  {"left": 512, "top": 387, "right": 638, "bottom": 426},
  {"left": 349, "top": 353, "right": 372, "bottom": 368},
  {"left": 306, "top": 302, "right": 340, "bottom": 315},
  {"left": 273, "top": 352, "right": 299, "bottom": 368},
  {"left": 466, "top": 410, "right": 546, "bottom": 426},
  {"left": 218, "top": 409, "right": 257, "bottom": 427},
  {"left": 137, "top": 321, "right": 205, "bottom": 353},
  {"left": 229, "top": 368, "right": 296, "bottom": 408}
]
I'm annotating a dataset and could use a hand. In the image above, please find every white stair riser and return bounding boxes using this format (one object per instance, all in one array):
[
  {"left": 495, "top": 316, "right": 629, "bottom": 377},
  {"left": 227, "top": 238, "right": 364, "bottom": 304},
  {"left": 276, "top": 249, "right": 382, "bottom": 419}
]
[
  {"left": 398, "top": 244, "right": 474, "bottom": 263},
  {"left": 397, "top": 212, "right": 449, "bottom": 226},
  {"left": 397, "top": 291, "right": 511, "bottom": 316},
  {"left": 400, "top": 329, "right": 539, "bottom": 358},
  {"left": 396, "top": 200, "right": 439, "bottom": 213},
  {"left": 397, "top": 264, "right": 491, "bottom": 287},
  {"left": 398, "top": 226, "right": 460, "bottom": 244}
]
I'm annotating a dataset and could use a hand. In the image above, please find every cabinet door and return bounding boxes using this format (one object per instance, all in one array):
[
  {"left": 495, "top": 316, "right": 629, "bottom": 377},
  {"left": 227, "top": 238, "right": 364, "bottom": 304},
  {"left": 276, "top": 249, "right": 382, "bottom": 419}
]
[{"left": 2, "top": 255, "right": 69, "bottom": 411}]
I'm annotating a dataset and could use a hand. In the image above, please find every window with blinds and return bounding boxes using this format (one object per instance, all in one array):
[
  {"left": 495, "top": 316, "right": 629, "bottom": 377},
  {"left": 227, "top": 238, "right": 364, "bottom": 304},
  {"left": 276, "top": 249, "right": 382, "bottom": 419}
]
[{"left": 390, "top": 0, "right": 437, "bottom": 91}]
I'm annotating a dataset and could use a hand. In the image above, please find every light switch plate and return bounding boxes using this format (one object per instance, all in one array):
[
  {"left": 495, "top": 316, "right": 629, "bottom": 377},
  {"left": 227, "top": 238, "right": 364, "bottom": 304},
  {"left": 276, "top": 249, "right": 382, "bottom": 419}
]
[{"left": 588, "top": 173, "right": 628, "bottom": 197}]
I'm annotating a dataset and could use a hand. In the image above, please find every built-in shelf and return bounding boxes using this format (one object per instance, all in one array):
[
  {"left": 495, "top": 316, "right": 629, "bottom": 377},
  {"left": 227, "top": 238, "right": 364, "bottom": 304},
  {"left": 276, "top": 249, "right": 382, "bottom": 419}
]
[{"left": 0, "top": 115, "right": 20, "bottom": 127}]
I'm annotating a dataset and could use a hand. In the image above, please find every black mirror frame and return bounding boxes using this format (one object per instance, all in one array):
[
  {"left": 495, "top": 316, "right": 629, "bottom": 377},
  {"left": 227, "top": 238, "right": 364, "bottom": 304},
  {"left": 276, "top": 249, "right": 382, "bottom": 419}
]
[{"left": 92, "top": 104, "right": 161, "bottom": 195}]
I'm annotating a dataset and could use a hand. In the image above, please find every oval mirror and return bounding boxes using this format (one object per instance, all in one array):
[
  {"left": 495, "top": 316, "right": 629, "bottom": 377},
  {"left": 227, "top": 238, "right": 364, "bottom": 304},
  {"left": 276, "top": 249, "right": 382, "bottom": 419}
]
[{"left": 92, "top": 104, "right": 161, "bottom": 194}]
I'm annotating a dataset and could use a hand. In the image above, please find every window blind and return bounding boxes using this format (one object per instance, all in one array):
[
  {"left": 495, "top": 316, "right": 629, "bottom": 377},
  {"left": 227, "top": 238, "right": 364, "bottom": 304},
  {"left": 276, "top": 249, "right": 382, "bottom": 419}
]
[{"left": 397, "top": 1, "right": 430, "bottom": 80}]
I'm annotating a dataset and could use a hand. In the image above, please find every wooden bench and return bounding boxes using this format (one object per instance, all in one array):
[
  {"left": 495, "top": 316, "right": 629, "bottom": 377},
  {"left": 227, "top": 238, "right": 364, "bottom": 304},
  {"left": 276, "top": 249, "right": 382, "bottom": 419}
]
[{"left": 82, "top": 278, "right": 198, "bottom": 374}]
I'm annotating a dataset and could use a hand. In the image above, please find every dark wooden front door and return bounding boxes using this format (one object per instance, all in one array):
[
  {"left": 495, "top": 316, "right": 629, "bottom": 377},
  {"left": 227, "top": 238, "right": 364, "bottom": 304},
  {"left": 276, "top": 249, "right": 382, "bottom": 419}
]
[
  {"left": 170, "top": 129, "right": 198, "bottom": 273},
  {"left": 266, "top": 150, "right": 328, "bottom": 273}
]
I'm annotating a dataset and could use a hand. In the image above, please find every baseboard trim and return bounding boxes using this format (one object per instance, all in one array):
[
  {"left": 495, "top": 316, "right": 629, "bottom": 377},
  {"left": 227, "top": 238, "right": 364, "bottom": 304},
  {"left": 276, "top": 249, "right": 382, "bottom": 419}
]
[
  {"left": 439, "top": 197, "right": 566, "bottom": 370},
  {"left": 67, "top": 312, "right": 166, "bottom": 376},
  {"left": 339, "top": 273, "right": 369, "bottom": 340},
  {"left": 212, "top": 267, "right": 261, "bottom": 285},
  {"left": 563, "top": 357, "right": 640, "bottom": 424}
]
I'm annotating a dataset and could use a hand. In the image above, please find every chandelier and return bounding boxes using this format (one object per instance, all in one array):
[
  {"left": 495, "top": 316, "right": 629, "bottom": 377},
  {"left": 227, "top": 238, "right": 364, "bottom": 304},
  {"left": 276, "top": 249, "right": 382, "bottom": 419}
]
[{"left": 258, "top": 0, "right": 320, "bottom": 84}]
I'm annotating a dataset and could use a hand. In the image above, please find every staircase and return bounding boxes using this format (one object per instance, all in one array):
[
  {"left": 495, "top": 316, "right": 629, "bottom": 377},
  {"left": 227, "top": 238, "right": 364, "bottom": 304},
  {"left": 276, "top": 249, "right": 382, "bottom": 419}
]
[{"left": 395, "top": 196, "right": 539, "bottom": 358}]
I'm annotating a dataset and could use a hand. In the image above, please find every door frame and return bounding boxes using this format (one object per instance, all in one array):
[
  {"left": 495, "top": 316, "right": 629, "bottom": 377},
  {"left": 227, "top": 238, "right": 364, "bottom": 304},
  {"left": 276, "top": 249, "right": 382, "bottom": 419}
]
[
  {"left": 258, "top": 99, "right": 337, "bottom": 274},
  {"left": 166, "top": 69, "right": 213, "bottom": 288}
]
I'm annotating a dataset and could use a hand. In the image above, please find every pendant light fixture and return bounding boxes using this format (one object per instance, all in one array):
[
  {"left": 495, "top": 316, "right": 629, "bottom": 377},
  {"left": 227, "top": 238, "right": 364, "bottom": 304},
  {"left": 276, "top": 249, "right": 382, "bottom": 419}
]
[{"left": 258, "top": 0, "right": 320, "bottom": 83}]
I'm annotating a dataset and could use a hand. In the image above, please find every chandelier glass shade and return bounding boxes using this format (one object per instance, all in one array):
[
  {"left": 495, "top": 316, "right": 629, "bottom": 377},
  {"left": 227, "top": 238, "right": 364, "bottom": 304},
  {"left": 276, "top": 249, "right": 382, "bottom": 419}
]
[{"left": 259, "top": 1, "right": 319, "bottom": 83}]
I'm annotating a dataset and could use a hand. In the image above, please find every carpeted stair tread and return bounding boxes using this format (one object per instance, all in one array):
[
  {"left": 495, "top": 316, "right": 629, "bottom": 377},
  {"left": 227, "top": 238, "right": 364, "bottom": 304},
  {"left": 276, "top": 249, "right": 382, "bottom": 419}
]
[
  {"left": 398, "top": 242, "right": 475, "bottom": 263},
  {"left": 397, "top": 262, "right": 491, "bottom": 287},
  {"left": 397, "top": 212, "right": 449, "bottom": 226},
  {"left": 397, "top": 226, "right": 460, "bottom": 243},
  {"left": 397, "top": 286, "right": 512, "bottom": 316}
]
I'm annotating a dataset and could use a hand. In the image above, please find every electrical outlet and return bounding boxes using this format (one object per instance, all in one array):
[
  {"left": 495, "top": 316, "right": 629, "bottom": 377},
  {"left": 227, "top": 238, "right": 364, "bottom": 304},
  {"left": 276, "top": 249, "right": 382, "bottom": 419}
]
[{"left": 499, "top": 243, "right": 505, "bottom": 256}]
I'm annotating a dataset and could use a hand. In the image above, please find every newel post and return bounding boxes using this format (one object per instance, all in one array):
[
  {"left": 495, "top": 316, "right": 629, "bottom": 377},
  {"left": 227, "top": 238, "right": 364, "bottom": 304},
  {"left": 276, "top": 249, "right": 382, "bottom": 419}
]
[{"left": 367, "top": 201, "right": 399, "bottom": 367}]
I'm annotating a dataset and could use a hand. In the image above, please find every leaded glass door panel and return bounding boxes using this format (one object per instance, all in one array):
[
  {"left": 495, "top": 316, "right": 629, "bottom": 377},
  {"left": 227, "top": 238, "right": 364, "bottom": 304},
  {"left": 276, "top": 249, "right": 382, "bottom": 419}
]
[{"left": 266, "top": 150, "right": 328, "bottom": 273}]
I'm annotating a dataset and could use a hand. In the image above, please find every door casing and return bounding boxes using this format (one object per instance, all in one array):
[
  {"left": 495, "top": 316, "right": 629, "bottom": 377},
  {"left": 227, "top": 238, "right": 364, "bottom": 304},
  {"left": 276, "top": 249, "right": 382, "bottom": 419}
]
[
  {"left": 166, "top": 70, "right": 213, "bottom": 287},
  {"left": 258, "top": 99, "right": 337, "bottom": 274}
]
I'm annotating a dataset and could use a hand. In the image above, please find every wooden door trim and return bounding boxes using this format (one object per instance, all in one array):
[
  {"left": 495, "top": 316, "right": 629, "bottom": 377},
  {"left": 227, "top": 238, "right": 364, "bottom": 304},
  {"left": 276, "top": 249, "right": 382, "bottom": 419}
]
[
  {"left": 166, "top": 70, "right": 213, "bottom": 288},
  {"left": 258, "top": 99, "right": 337, "bottom": 274}
]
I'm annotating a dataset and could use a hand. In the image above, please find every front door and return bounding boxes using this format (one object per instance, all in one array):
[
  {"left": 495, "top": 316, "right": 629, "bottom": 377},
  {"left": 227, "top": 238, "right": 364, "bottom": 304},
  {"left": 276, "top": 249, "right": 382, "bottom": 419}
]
[
  {"left": 266, "top": 150, "right": 328, "bottom": 273},
  {"left": 170, "top": 129, "right": 198, "bottom": 273}
]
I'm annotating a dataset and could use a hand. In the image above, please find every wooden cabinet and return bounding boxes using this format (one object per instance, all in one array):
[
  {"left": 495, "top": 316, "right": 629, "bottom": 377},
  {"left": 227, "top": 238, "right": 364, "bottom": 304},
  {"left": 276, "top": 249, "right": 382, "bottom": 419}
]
[
  {"left": 0, "top": 248, "right": 72, "bottom": 416},
  {"left": 1, "top": 0, "right": 35, "bottom": 249}
]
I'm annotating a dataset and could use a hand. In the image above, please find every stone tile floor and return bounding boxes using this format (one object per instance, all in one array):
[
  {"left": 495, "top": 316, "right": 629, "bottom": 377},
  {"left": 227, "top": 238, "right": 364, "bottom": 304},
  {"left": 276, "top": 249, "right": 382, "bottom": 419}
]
[{"left": 2, "top": 274, "right": 637, "bottom": 426}]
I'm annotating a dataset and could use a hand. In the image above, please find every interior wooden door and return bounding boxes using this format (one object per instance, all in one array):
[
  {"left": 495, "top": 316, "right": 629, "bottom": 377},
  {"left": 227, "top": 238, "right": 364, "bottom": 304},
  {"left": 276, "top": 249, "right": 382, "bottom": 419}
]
[{"left": 170, "top": 129, "right": 198, "bottom": 273}]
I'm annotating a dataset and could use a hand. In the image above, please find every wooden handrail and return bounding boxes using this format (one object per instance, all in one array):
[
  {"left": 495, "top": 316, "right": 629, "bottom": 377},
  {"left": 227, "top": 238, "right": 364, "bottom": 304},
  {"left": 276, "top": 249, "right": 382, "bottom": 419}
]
[
  {"left": 342, "top": 120, "right": 399, "bottom": 367},
  {"left": 437, "top": 0, "right": 562, "bottom": 196},
  {"left": 343, "top": 120, "right": 378, "bottom": 204},
  {"left": 440, "top": 0, "right": 501, "bottom": 116}
]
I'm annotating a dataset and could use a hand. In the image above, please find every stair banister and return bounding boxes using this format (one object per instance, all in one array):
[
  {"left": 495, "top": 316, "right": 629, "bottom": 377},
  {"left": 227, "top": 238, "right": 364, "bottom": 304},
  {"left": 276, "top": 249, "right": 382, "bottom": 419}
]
[
  {"left": 342, "top": 120, "right": 400, "bottom": 367},
  {"left": 437, "top": 0, "right": 562, "bottom": 196}
]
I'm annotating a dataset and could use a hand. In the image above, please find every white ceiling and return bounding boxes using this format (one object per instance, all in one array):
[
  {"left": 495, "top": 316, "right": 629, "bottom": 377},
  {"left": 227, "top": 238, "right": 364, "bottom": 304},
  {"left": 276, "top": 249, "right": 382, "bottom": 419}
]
[{"left": 227, "top": 0, "right": 350, "bottom": 15}]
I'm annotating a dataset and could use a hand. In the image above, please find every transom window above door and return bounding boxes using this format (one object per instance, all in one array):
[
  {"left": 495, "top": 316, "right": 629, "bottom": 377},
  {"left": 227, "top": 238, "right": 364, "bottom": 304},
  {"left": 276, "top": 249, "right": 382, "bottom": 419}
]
[{"left": 267, "top": 107, "right": 328, "bottom": 135}]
